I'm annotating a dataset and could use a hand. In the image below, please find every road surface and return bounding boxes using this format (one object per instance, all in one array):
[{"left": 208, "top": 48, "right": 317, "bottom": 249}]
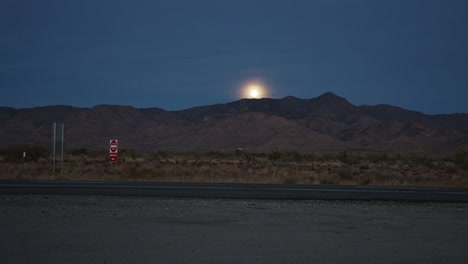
[{"left": 1, "top": 180, "right": 468, "bottom": 202}]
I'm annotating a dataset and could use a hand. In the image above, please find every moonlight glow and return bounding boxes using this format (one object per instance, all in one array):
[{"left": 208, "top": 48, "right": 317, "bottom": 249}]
[
  {"left": 241, "top": 82, "right": 267, "bottom": 99},
  {"left": 250, "top": 88, "right": 259, "bottom": 97}
]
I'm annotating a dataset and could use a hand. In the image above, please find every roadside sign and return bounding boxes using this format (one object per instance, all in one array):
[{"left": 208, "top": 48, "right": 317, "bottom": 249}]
[
  {"left": 109, "top": 139, "right": 118, "bottom": 162},
  {"left": 109, "top": 153, "right": 118, "bottom": 162},
  {"left": 110, "top": 146, "right": 118, "bottom": 153}
]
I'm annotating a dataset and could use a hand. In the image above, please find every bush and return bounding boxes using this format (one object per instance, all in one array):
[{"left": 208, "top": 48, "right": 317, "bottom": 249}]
[
  {"left": 302, "top": 152, "right": 316, "bottom": 162},
  {"left": 267, "top": 150, "right": 282, "bottom": 161},
  {"left": 70, "top": 148, "right": 89, "bottom": 156},
  {"left": 284, "top": 151, "right": 302, "bottom": 162},
  {"left": 336, "top": 166, "right": 353, "bottom": 180},
  {"left": 0, "top": 145, "right": 49, "bottom": 162},
  {"left": 338, "top": 151, "right": 352, "bottom": 165},
  {"left": 156, "top": 149, "right": 171, "bottom": 159},
  {"left": 283, "top": 178, "right": 296, "bottom": 184},
  {"left": 454, "top": 150, "right": 468, "bottom": 169},
  {"left": 267, "top": 150, "right": 302, "bottom": 162},
  {"left": 241, "top": 152, "right": 255, "bottom": 163},
  {"left": 367, "top": 153, "right": 390, "bottom": 163}
]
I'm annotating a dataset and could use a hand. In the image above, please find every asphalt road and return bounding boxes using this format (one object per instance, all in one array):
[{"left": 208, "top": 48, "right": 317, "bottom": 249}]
[
  {"left": 1, "top": 180, "right": 468, "bottom": 202},
  {"left": 1, "top": 195, "right": 467, "bottom": 263}
]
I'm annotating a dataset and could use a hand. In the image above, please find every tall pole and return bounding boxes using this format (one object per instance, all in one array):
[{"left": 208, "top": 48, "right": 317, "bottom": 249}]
[
  {"left": 53, "top": 122, "right": 56, "bottom": 175},
  {"left": 61, "top": 123, "right": 64, "bottom": 174}
]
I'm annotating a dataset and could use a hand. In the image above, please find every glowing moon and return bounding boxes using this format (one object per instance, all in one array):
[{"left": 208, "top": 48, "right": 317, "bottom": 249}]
[
  {"left": 250, "top": 89, "right": 259, "bottom": 97},
  {"left": 242, "top": 83, "right": 266, "bottom": 99}
]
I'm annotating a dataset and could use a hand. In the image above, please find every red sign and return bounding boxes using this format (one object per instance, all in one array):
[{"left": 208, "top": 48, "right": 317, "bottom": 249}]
[
  {"left": 109, "top": 153, "right": 118, "bottom": 162},
  {"left": 109, "top": 139, "right": 118, "bottom": 162}
]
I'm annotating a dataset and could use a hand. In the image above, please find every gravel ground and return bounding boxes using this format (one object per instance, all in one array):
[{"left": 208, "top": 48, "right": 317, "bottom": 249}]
[{"left": 0, "top": 195, "right": 467, "bottom": 263}]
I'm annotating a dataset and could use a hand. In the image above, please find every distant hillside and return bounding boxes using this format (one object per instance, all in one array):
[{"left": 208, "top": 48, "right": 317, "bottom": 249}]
[{"left": 0, "top": 92, "right": 467, "bottom": 155}]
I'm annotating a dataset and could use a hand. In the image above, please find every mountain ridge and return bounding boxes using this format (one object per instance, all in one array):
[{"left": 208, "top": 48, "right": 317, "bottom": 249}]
[{"left": 0, "top": 92, "right": 467, "bottom": 155}]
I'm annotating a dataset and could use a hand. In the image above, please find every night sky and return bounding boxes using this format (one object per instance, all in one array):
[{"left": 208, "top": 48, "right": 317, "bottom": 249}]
[{"left": 1, "top": 0, "right": 467, "bottom": 114}]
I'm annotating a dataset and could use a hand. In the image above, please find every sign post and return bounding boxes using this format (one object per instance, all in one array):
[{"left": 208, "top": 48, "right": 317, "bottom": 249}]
[
  {"left": 52, "top": 123, "right": 65, "bottom": 174},
  {"left": 109, "top": 139, "right": 118, "bottom": 163}
]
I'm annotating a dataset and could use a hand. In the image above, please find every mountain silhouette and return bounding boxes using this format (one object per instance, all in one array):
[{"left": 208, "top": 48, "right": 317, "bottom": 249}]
[{"left": 0, "top": 92, "right": 467, "bottom": 154}]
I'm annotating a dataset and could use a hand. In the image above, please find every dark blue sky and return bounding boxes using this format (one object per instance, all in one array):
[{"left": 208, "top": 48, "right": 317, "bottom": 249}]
[{"left": 1, "top": 0, "right": 467, "bottom": 114}]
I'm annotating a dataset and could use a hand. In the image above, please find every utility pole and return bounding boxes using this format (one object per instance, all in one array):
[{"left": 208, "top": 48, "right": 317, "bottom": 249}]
[
  {"left": 52, "top": 123, "right": 65, "bottom": 175},
  {"left": 53, "top": 123, "right": 56, "bottom": 175}
]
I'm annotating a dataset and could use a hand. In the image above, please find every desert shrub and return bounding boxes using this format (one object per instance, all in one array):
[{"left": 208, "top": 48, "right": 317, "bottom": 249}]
[
  {"left": 70, "top": 148, "right": 89, "bottom": 156},
  {"left": 207, "top": 151, "right": 233, "bottom": 159},
  {"left": 417, "top": 155, "right": 435, "bottom": 168},
  {"left": 120, "top": 149, "right": 141, "bottom": 159},
  {"left": 318, "top": 174, "right": 337, "bottom": 185},
  {"left": 318, "top": 153, "right": 334, "bottom": 162},
  {"left": 84, "top": 149, "right": 106, "bottom": 158},
  {"left": 359, "top": 164, "right": 370, "bottom": 170},
  {"left": 359, "top": 177, "right": 371, "bottom": 185},
  {"left": 27, "top": 146, "right": 49, "bottom": 162},
  {"left": 156, "top": 149, "right": 171, "bottom": 159},
  {"left": 283, "top": 178, "right": 296, "bottom": 184},
  {"left": 242, "top": 152, "right": 255, "bottom": 163},
  {"left": 267, "top": 150, "right": 282, "bottom": 161},
  {"left": 336, "top": 166, "right": 353, "bottom": 181},
  {"left": 454, "top": 150, "right": 468, "bottom": 169},
  {"left": 444, "top": 163, "right": 457, "bottom": 174},
  {"left": 394, "top": 153, "right": 403, "bottom": 161},
  {"left": 367, "top": 153, "right": 390, "bottom": 163},
  {"left": 0, "top": 145, "right": 49, "bottom": 162},
  {"left": 1, "top": 149, "right": 467, "bottom": 187},
  {"left": 302, "top": 152, "right": 316, "bottom": 162},
  {"left": 267, "top": 150, "right": 303, "bottom": 162},
  {"left": 337, "top": 151, "right": 352, "bottom": 165},
  {"left": 284, "top": 151, "right": 302, "bottom": 162}
]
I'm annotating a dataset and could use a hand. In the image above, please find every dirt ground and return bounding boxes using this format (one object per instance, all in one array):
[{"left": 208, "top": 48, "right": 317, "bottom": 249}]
[{"left": 1, "top": 195, "right": 467, "bottom": 263}]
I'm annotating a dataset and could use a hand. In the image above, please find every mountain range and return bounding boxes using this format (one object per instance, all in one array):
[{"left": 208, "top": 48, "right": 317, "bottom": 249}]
[{"left": 1, "top": 92, "right": 467, "bottom": 155}]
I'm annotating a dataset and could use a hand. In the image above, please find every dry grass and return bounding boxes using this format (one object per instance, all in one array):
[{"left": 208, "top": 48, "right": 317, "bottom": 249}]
[{"left": 0, "top": 150, "right": 467, "bottom": 187}]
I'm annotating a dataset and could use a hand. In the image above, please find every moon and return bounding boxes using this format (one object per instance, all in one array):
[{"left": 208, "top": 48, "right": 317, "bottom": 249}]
[
  {"left": 250, "top": 88, "right": 259, "bottom": 98},
  {"left": 242, "top": 83, "right": 265, "bottom": 99}
]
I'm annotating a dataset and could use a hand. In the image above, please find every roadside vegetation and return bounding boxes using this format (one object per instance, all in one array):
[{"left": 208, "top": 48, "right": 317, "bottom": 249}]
[{"left": 0, "top": 145, "right": 467, "bottom": 187}]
